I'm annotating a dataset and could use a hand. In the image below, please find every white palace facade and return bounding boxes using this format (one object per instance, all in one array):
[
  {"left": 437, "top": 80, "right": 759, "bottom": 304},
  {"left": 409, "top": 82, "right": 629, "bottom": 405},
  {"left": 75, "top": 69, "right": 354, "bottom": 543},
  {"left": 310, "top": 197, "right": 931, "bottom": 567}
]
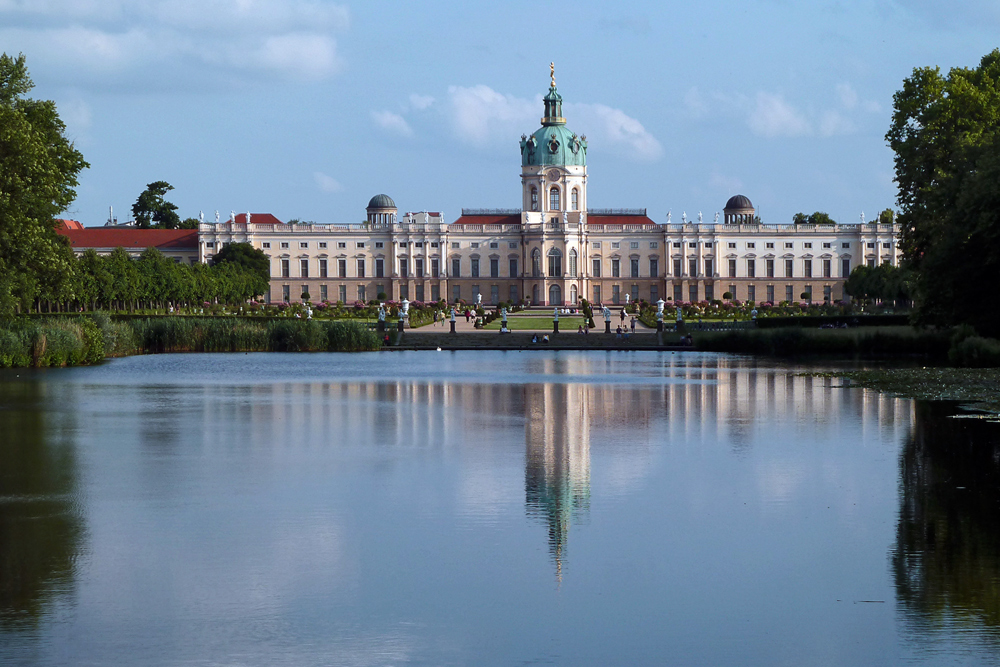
[{"left": 198, "top": 73, "right": 902, "bottom": 307}]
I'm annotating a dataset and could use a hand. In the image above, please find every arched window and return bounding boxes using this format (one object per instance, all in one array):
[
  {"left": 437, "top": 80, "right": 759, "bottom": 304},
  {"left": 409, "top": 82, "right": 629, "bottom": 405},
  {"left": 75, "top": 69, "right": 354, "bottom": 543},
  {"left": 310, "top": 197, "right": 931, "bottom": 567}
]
[
  {"left": 547, "top": 247, "right": 562, "bottom": 277},
  {"left": 531, "top": 248, "right": 541, "bottom": 277},
  {"left": 571, "top": 188, "right": 579, "bottom": 211},
  {"left": 549, "top": 187, "right": 560, "bottom": 211},
  {"left": 568, "top": 248, "right": 578, "bottom": 277},
  {"left": 530, "top": 186, "right": 538, "bottom": 211}
]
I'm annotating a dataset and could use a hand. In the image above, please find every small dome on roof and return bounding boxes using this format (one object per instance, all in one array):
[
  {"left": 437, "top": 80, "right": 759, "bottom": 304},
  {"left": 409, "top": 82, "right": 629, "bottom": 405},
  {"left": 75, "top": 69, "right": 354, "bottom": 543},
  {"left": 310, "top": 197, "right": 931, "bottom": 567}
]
[
  {"left": 725, "top": 194, "right": 753, "bottom": 210},
  {"left": 367, "top": 194, "right": 396, "bottom": 209}
]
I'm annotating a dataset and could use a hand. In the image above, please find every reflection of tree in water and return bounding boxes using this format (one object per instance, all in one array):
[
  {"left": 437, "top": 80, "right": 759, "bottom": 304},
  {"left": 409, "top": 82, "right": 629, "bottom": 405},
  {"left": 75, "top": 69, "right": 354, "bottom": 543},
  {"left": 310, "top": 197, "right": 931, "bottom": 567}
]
[
  {"left": 893, "top": 401, "right": 1000, "bottom": 639},
  {"left": 0, "top": 379, "right": 82, "bottom": 628},
  {"left": 524, "top": 383, "right": 590, "bottom": 580}
]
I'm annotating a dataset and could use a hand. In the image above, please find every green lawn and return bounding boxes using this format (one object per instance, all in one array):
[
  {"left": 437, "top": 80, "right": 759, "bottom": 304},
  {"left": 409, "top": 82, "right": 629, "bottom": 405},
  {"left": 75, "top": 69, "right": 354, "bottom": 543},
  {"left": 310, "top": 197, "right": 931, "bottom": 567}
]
[{"left": 483, "top": 315, "right": 589, "bottom": 331}]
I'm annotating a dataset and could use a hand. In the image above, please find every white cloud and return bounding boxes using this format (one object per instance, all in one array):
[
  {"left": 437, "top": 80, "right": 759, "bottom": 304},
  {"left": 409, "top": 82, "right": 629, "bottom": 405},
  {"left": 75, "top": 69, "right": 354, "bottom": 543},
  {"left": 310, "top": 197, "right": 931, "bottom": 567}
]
[
  {"left": 408, "top": 93, "right": 434, "bottom": 110},
  {"left": 747, "top": 92, "right": 811, "bottom": 138},
  {"left": 0, "top": 1, "right": 348, "bottom": 86},
  {"left": 371, "top": 110, "right": 413, "bottom": 137},
  {"left": 819, "top": 110, "right": 854, "bottom": 137},
  {"left": 568, "top": 103, "right": 663, "bottom": 161},
  {"left": 835, "top": 83, "right": 858, "bottom": 110},
  {"left": 313, "top": 172, "right": 342, "bottom": 193},
  {"left": 447, "top": 84, "right": 536, "bottom": 147}
]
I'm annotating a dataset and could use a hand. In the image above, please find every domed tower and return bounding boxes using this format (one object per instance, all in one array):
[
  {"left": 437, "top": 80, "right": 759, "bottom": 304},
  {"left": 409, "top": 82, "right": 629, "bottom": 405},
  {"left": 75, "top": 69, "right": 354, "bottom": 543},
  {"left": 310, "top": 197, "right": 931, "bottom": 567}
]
[
  {"left": 366, "top": 194, "right": 397, "bottom": 227},
  {"left": 519, "top": 64, "right": 587, "bottom": 220},
  {"left": 723, "top": 194, "right": 755, "bottom": 224}
]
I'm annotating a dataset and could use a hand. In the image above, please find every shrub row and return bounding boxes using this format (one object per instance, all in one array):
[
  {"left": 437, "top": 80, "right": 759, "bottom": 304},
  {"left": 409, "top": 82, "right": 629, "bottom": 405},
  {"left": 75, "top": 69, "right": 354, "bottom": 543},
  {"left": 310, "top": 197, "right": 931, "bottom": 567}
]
[
  {"left": 0, "top": 315, "right": 381, "bottom": 367},
  {"left": 694, "top": 326, "right": 951, "bottom": 358}
]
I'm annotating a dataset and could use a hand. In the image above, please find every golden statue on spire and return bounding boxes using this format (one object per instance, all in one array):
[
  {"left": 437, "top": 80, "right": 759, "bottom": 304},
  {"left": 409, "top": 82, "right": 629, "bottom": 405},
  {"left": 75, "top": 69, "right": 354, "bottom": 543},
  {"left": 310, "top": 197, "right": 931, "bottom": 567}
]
[{"left": 550, "top": 62, "right": 555, "bottom": 87}]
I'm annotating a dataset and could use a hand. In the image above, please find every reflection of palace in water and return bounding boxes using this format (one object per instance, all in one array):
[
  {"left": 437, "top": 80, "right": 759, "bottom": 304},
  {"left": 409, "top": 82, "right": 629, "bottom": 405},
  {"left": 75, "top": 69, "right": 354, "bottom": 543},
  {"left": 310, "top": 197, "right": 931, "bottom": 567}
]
[{"left": 176, "top": 355, "right": 915, "bottom": 577}]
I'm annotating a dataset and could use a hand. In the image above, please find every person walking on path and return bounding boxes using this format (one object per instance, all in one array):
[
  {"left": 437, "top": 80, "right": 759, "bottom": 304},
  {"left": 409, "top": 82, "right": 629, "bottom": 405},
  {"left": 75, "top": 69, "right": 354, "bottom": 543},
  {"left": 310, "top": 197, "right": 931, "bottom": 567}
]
[
  {"left": 620, "top": 308, "right": 626, "bottom": 325},
  {"left": 465, "top": 309, "right": 471, "bottom": 323},
  {"left": 630, "top": 316, "right": 636, "bottom": 335}
]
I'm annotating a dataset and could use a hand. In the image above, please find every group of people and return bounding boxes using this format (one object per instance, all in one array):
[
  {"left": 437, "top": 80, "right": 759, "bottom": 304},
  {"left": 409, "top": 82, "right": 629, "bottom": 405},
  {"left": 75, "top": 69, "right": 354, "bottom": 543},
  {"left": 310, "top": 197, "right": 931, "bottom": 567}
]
[{"left": 530, "top": 334, "right": 550, "bottom": 344}]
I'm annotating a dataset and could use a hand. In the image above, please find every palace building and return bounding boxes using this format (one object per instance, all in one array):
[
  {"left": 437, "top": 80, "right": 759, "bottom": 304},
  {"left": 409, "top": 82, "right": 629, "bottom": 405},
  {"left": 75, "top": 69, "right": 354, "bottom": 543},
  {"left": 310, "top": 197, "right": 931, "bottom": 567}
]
[{"left": 107, "top": 69, "right": 902, "bottom": 307}]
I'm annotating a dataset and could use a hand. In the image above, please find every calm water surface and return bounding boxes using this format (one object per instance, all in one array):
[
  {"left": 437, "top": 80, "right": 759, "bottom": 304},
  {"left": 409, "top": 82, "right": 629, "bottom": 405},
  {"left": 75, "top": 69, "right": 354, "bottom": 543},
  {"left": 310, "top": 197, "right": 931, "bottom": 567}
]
[{"left": 1, "top": 351, "right": 999, "bottom": 666}]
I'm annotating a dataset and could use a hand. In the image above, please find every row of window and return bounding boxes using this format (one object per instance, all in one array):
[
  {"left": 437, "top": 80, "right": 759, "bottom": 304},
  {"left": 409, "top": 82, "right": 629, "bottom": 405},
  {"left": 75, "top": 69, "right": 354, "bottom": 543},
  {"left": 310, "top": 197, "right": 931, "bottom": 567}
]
[
  {"left": 529, "top": 185, "right": 581, "bottom": 212},
  {"left": 722, "top": 257, "right": 890, "bottom": 279},
  {"left": 725, "top": 284, "right": 837, "bottom": 303},
  {"left": 278, "top": 257, "right": 444, "bottom": 279}
]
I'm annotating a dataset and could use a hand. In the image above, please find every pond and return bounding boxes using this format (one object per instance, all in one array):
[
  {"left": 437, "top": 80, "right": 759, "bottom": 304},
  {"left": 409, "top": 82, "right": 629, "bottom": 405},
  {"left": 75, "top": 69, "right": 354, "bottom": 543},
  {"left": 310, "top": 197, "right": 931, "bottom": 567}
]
[{"left": 1, "top": 351, "right": 998, "bottom": 666}]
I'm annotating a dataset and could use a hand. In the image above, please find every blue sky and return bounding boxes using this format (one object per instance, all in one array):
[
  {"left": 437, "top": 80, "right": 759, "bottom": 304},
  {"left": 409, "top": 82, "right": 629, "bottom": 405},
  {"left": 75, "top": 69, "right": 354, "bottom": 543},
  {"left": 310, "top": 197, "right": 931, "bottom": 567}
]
[{"left": 3, "top": 0, "right": 998, "bottom": 226}]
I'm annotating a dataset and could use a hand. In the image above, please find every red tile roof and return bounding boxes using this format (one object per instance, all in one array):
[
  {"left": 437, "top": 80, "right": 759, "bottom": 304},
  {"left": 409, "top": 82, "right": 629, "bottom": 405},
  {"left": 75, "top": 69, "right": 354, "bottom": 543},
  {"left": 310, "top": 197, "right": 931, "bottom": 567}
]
[
  {"left": 57, "top": 228, "right": 198, "bottom": 251},
  {"left": 55, "top": 219, "right": 84, "bottom": 230},
  {"left": 235, "top": 213, "right": 284, "bottom": 225},
  {"left": 450, "top": 214, "right": 522, "bottom": 225},
  {"left": 587, "top": 215, "right": 658, "bottom": 226}
]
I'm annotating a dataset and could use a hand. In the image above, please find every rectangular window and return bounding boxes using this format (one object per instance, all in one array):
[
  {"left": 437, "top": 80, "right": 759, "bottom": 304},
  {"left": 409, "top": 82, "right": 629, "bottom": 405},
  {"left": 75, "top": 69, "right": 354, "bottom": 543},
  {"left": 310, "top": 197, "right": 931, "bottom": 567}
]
[
  {"left": 280, "top": 242, "right": 289, "bottom": 249},
  {"left": 376, "top": 284, "right": 385, "bottom": 298},
  {"left": 320, "top": 284, "right": 328, "bottom": 301},
  {"left": 319, "top": 259, "right": 328, "bottom": 278},
  {"left": 431, "top": 259, "right": 439, "bottom": 278},
  {"left": 651, "top": 285, "right": 659, "bottom": 303},
  {"left": 823, "top": 242, "right": 832, "bottom": 249},
  {"left": 319, "top": 242, "right": 327, "bottom": 249},
  {"left": 509, "top": 285, "right": 517, "bottom": 302},
  {"left": 688, "top": 258, "right": 698, "bottom": 277},
  {"left": 357, "top": 242, "right": 365, "bottom": 248},
  {"left": 471, "top": 242, "right": 479, "bottom": 248},
  {"left": 262, "top": 242, "right": 270, "bottom": 249},
  {"left": 338, "top": 285, "right": 346, "bottom": 303},
  {"left": 399, "top": 284, "right": 408, "bottom": 300},
  {"left": 593, "top": 285, "right": 601, "bottom": 304},
  {"left": 728, "top": 242, "right": 737, "bottom": 249},
  {"left": 399, "top": 259, "right": 408, "bottom": 277},
  {"left": 868, "top": 257, "right": 876, "bottom": 268},
  {"left": 804, "top": 259, "right": 812, "bottom": 278},
  {"left": 823, "top": 259, "right": 831, "bottom": 278},
  {"left": 747, "top": 259, "right": 755, "bottom": 278},
  {"left": 300, "top": 259, "right": 309, "bottom": 278},
  {"left": 451, "top": 242, "right": 460, "bottom": 249},
  {"left": 509, "top": 242, "right": 518, "bottom": 249},
  {"left": 471, "top": 258, "right": 480, "bottom": 277},
  {"left": 281, "top": 259, "right": 290, "bottom": 278},
  {"left": 804, "top": 285, "right": 813, "bottom": 301},
  {"left": 376, "top": 258, "right": 384, "bottom": 278},
  {"left": 453, "top": 285, "right": 461, "bottom": 303},
  {"left": 300, "top": 242, "right": 308, "bottom": 249},
  {"left": 338, "top": 259, "right": 347, "bottom": 278},
  {"left": 490, "top": 258, "right": 499, "bottom": 278},
  {"left": 631, "top": 258, "right": 640, "bottom": 278},
  {"left": 785, "top": 259, "right": 793, "bottom": 278},
  {"left": 592, "top": 242, "right": 601, "bottom": 249},
  {"left": 490, "top": 284, "right": 499, "bottom": 304},
  {"left": 375, "top": 242, "right": 384, "bottom": 248},
  {"left": 673, "top": 242, "right": 682, "bottom": 249},
  {"left": 472, "top": 285, "right": 480, "bottom": 303},
  {"left": 689, "top": 284, "right": 698, "bottom": 302},
  {"left": 841, "top": 258, "right": 850, "bottom": 277},
  {"left": 357, "top": 259, "right": 365, "bottom": 278},
  {"left": 704, "top": 259, "right": 713, "bottom": 277},
  {"left": 592, "top": 258, "right": 601, "bottom": 278},
  {"left": 747, "top": 242, "right": 755, "bottom": 249},
  {"left": 804, "top": 242, "right": 812, "bottom": 249},
  {"left": 630, "top": 241, "right": 640, "bottom": 249},
  {"left": 747, "top": 285, "right": 756, "bottom": 303},
  {"left": 766, "top": 242, "right": 774, "bottom": 249},
  {"left": 842, "top": 242, "right": 850, "bottom": 249},
  {"left": 649, "top": 258, "right": 658, "bottom": 276},
  {"left": 786, "top": 285, "right": 794, "bottom": 302},
  {"left": 704, "top": 283, "right": 714, "bottom": 301},
  {"left": 452, "top": 258, "right": 461, "bottom": 278},
  {"left": 416, "top": 284, "right": 425, "bottom": 302},
  {"left": 673, "top": 258, "right": 682, "bottom": 277},
  {"left": 548, "top": 253, "right": 561, "bottom": 277},
  {"left": 705, "top": 243, "right": 713, "bottom": 249},
  {"left": 632, "top": 284, "right": 640, "bottom": 302},
  {"left": 282, "top": 285, "right": 290, "bottom": 301},
  {"left": 650, "top": 242, "right": 658, "bottom": 249},
  {"left": 766, "top": 259, "right": 774, "bottom": 278},
  {"left": 338, "top": 242, "right": 346, "bottom": 249},
  {"left": 882, "top": 242, "right": 891, "bottom": 248},
  {"left": 785, "top": 242, "right": 793, "bottom": 249},
  {"left": 612, "top": 284, "right": 620, "bottom": 304},
  {"left": 431, "top": 243, "right": 439, "bottom": 248},
  {"left": 611, "top": 259, "right": 620, "bottom": 278},
  {"left": 611, "top": 242, "right": 620, "bottom": 249},
  {"left": 415, "top": 258, "right": 423, "bottom": 277},
  {"left": 569, "top": 252, "right": 577, "bottom": 277},
  {"left": 489, "top": 242, "right": 499, "bottom": 249},
  {"left": 823, "top": 285, "right": 832, "bottom": 302},
  {"left": 674, "top": 284, "right": 683, "bottom": 302},
  {"left": 728, "top": 259, "right": 737, "bottom": 278},
  {"left": 358, "top": 285, "right": 366, "bottom": 302},
  {"left": 688, "top": 242, "right": 697, "bottom": 249},
  {"left": 431, "top": 285, "right": 440, "bottom": 301},
  {"left": 766, "top": 285, "right": 774, "bottom": 303},
  {"left": 509, "top": 258, "right": 518, "bottom": 277}
]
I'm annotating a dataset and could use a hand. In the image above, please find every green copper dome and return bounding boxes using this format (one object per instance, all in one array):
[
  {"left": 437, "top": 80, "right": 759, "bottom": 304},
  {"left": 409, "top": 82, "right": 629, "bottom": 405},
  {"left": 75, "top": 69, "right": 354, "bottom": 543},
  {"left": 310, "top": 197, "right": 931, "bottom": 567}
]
[{"left": 520, "top": 84, "right": 587, "bottom": 167}]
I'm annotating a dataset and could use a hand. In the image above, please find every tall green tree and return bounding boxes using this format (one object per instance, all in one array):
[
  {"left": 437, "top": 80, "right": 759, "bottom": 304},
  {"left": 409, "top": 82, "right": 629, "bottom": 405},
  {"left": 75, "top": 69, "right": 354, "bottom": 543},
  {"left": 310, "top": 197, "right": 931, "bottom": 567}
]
[
  {"left": 0, "top": 53, "right": 88, "bottom": 315},
  {"left": 887, "top": 49, "right": 1000, "bottom": 335},
  {"left": 210, "top": 242, "right": 270, "bottom": 295},
  {"left": 132, "top": 181, "right": 181, "bottom": 229}
]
